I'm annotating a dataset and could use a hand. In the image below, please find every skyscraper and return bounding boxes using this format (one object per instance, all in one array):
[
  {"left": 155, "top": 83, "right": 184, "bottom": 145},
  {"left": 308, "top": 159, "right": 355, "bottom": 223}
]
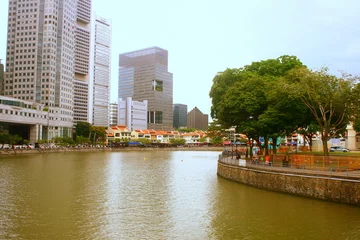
[
  {"left": 0, "top": 60, "right": 3, "bottom": 94},
  {"left": 89, "top": 14, "right": 111, "bottom": 127},
  {"left": 187, "top": 107, "right": 209, "bottom": 130},
  {"left": 173, "top": 103, "right": 187, "bottom": 129},
  {"left": 118, "top": 47, "right": 173, "bottom": 130},
  {"left": 73, "top": 0, "right": 92, "bottom": 123},
  {"left": 2, "top": 0, "right": 92, "bottom": 138}
]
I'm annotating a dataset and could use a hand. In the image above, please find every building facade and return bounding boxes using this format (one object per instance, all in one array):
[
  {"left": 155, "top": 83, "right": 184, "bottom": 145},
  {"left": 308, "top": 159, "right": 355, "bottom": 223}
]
[
  {"left": 109, "top": 102, "right": 118, "bottom": 126},
  {"left": 118, "top": 97, "right": 148, "bottom": 131},
  {"left": 118, "top": 47, "right": 173, "bottom": 130},
  {"left": 1, "top": 0, "right": 90, "bottom": 138},
  {"left": 0, "top": 60, "right": 3, "bottom": 94},
  {"left": 187, "top": 107, "right": 209, "bottom": 130},
  {"left": 73, "top": 0, "right": 92, "bottom": 123},
  {"left": 173, "top": 103, "right": 187, "bottom": 129},
  {"left": 89, "top": 14, "right": 111, "bottom": 127}
]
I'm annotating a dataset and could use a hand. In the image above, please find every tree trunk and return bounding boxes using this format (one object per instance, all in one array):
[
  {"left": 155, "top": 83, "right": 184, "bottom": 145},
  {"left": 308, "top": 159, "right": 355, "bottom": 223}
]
[
  {"left": 321, "top": 134, "right": 329, "bottom": 156},
  {"left": 264, "top": 136, "right": 269, "bottom": 155},
  {"left": 272, "top": 137, "right": 277, "bottom": 154}
]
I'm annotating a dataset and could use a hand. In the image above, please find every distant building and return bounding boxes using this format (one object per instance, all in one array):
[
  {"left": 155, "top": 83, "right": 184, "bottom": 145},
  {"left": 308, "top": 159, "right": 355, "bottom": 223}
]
[
  {"left": 118, "top": 97, "right": 148, "bottom": 131},
  {"left": 187, "top": 107, "right": 209, "bottom": 130},
  {"left": 118, "top": 47, "right": 173, "bottom": 130},
  {"left": 173, "top": 104, "right": 187, "bottom": 129},
  {"left": 0, "top": 60, "right": 3, "bottom": 94},
  {"left": 89, "top": 14, "right": 112, "bottom": 127},
  {"left": 109, "top": 103, "right": 118, "bottom": 126}
]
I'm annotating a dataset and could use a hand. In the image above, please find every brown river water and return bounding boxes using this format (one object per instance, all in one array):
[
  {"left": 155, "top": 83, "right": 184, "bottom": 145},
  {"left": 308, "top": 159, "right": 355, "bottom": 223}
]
[{"left": 0, "top": 151, "right": 359, "bottom": 239}]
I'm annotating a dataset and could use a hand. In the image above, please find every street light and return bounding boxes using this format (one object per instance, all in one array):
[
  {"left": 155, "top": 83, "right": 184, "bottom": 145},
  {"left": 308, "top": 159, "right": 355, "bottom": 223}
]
[{"left": 225, "top": 128, "right": 235, "bottom": 159}]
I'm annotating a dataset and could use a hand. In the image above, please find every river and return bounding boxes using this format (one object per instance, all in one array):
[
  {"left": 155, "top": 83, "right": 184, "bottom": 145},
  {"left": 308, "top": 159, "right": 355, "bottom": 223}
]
[{"left": 0, "top": 151, "right": 359, "bottom": 239}]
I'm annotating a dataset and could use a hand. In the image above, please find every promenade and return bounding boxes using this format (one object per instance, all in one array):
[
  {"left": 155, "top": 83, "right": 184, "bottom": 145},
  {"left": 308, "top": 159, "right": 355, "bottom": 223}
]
[{"left": 219, "top": 155, "right": 360, "bottom": 181}]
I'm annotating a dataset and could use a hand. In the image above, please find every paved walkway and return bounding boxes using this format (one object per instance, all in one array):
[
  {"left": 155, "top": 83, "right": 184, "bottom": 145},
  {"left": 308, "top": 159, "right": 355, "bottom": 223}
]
[{"left": 219, "top": 156, "right": 360, "bottom": 181}]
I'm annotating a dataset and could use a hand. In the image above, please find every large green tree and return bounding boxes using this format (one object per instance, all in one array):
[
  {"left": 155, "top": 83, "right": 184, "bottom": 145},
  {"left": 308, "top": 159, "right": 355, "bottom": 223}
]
[
  {"left": 209, "top": 55, "right": 307, "bottom": 155},
  {"left": 75, "top": 122, "right": 92, "bottom": 138},
  {"left": 286, "top": 67, "right": 358, "bottom": 155},
  {"left": 90, "top": 126, "right": 107, "bottom": 144}
]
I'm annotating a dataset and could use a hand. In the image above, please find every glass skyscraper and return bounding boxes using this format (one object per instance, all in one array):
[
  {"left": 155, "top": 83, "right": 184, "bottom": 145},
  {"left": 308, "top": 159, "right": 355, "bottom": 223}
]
[
  {"left": 118, "top": 47, "right": 173, "bottom": 130},
  {"left": 173, "top": 104, "right": 187, "bottom": 129}
]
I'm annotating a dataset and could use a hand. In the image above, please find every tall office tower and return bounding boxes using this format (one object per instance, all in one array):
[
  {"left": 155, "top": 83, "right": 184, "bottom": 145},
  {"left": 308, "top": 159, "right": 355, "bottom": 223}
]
[
  {"left": 73, "top": 0, "right": 92, "bottom": 123},
  {"left": 2, "top": 0, "right": 86, "bottom": 138},
  {"left": 173, "top": 103, "right": 187, "bottom": 129},
  {"left": 109, "top": 102, "right": 118, "bottom": 126},
  {"left": 187, "top": 107, "right": 209, "bottom": 130},
  {"left": 118, "top": 47, "right": 173, "bottom": 130},
  {"left": 89, "top": 14, "right": 111, "bottom": 127},
  {"left": 118, "top": 97, "right": 148, "bottom": 131},
  {"left": 0, "top": 60, "right": 3, "bottom": 94}
]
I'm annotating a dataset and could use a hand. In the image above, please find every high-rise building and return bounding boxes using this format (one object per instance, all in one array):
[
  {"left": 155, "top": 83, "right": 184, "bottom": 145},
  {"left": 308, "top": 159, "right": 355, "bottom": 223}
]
[
  {"left": 89, "top": 14, "right": 111, "bottom": 127},
  {"left": 173, "top": 103, "right": 187, "bottom": 129},
  {"left": 109, "top": 102, "right": 118, "bottom": 126},
  {"left": 118, "top": 97, "right": 148, "bottom": 131},
  {"left": 0, "top": 60, "right": 3, "bottom": 94},
  {"left": 118, "top": 47, "right": 173, "bottom": 130},
  {"left": 1, "top": 0, "right": 92, "bottom": 139},
  {"left": 187, "top": 107, "right": 209, "bottom": 130},
  {"left": 73, "top": 0, "right": 92, "bottom": 123}
]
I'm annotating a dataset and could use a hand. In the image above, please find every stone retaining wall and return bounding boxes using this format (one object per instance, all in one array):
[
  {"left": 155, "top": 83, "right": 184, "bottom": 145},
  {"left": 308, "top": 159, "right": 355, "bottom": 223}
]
[{"left": 217, "top": 162, "right": 360, "bottom": 206}]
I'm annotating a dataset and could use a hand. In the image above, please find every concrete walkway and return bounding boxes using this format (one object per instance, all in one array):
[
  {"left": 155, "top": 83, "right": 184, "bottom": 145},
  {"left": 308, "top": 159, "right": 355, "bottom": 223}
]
[{"left": 219, "top": 156, "right": 360, "bottom": 181}]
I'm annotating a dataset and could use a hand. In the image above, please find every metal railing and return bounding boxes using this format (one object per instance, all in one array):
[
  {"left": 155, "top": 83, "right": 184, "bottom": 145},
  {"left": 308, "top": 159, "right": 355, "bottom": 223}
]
[{"left": 218, "top": 154, "right": 360, "bottom": 180}]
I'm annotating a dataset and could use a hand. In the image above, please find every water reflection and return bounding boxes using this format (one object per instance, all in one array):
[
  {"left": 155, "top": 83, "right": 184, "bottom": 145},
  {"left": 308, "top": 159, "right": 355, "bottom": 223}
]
[{"left": 0, "top": 151, "right": 360, "bottom": 239}]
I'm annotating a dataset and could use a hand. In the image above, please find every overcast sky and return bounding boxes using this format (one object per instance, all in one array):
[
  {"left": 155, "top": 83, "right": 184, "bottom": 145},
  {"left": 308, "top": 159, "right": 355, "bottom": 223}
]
[{"left": 1, "top": 0, "right": 360, "bottom": 121}]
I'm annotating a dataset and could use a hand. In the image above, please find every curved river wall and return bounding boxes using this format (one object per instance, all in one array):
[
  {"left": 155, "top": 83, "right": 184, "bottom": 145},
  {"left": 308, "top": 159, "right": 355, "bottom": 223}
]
[{"left": 217, "top": 162, "right": 360, "bottom": 206}]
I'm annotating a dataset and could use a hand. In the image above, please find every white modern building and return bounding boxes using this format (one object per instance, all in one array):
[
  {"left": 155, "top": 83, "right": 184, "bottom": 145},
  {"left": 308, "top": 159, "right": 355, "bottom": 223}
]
[
  {"left": 1, "top": 0, "right": 94, "bottom": 138},
  {"left": 73, "top": 0, "right": 93, "bottom": 123},
  {"left": 118, "top": 97, "right": 148, "bottom": 131},
  {"left": 0, "top": 95, "right": 66, "bottom": 144},
  {"left": 89, "top": 14, "right": 112, "bottom": 127},
  {"left": 109, "top": 102, "right": 118, "bottom": 126}
]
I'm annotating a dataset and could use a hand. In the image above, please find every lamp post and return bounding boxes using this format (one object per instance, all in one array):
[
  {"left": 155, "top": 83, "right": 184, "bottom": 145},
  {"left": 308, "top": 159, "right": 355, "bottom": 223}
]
[{"left": 225, "top": 128, "right": 235, "bottom": 159}]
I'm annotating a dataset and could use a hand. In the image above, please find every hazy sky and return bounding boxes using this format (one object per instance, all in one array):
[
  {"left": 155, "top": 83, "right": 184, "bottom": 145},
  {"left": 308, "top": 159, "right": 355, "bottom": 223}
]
[{"left": 1, "top": 0, "right": 360, "bottom": 120}]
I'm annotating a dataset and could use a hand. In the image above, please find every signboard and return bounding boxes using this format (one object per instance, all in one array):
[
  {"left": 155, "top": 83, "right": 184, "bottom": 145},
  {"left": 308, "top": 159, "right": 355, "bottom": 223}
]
[{"left": 239, "top": 159, "right": 246, "bottom": 167}]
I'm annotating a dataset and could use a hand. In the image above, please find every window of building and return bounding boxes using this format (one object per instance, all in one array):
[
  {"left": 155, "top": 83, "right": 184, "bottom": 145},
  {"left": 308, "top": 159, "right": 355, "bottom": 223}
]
[
  {"left": 148, "top": 111, "right": 163, "bottom": 124},
  {"left": 152, "top": 79, "right": 163, "bottom": 91}
]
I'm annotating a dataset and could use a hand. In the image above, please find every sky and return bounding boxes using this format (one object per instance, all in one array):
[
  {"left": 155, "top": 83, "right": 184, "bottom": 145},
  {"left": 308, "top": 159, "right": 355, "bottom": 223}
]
[{"left": 1, "top": 0, "right": 360, "bottom": 122}]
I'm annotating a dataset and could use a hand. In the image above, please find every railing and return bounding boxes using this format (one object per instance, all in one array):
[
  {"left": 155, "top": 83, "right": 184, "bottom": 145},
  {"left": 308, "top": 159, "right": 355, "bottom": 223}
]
[{"left": 218, "top": 154, "right": 360, "bottom": 179}]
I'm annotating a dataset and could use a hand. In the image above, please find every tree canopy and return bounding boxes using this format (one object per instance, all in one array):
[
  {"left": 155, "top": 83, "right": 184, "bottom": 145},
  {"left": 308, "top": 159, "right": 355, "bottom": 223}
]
[{"left": 209, "top": 55, "right": 360, "bottom": 155}]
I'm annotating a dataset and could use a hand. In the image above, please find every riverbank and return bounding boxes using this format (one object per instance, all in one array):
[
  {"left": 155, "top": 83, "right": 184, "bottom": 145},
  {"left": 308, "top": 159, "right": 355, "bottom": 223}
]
[
  {"left": 217, "top": 160, "right": 360, "bottom": 206},
  {"left": 0, "top": 146, "right": 224, "bottom": 157}
]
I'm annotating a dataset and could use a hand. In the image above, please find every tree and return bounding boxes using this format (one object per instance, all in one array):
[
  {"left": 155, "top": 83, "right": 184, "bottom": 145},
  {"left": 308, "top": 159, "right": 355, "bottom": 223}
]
[
  {"left": 176, "top": 127, "right": 197, "bottom": 133},
  {"left": 75, "top": 122, "right": 92, "bottom": 138},
  {"left": 244, "top": 55, "right": 304, "bottom": 77},
  {"left": 0, "top": 131, "right": 10, "bottom": 148},
  {"left": 170, "top": 138, "right": 186, "bottom": 146},
  {"left": 206, "top": 121, "right": 225, "bottom": 145},
  {"left": 286, "top": 67, "right": 358, "bottom": 155},
  {"left": 209, "top": 68, "right": 244, "bottom": 119},
  {"left": 296, "top": 122, "right": 319, "bottom": 152},
  {"left": 76, "top": 136, "right": 90, "bottom": 145},
  {"left": 90, "top": 126, "right": 107, "bottom": 144},
  {"left": 209, "top": 55, "right": 306, "bottom": 155}
]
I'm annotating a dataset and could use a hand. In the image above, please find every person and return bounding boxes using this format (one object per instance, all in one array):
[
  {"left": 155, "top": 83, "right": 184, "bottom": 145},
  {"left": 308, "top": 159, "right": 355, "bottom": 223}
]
[{"left": 252, "top": 155, "right": 258, "bottom": 164}]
